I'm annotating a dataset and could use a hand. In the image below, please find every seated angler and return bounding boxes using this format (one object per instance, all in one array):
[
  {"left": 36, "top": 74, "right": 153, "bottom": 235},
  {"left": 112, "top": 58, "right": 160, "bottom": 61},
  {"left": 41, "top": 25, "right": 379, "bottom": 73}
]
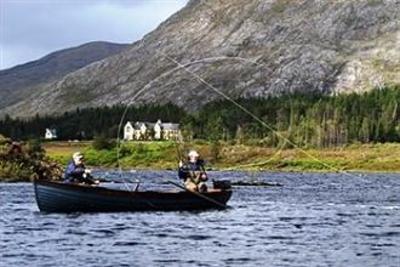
[
  {"left": 64, "top": 152, "right": 97, "bottom": 185},
  {"left": 178, "top": 150, "right": 208, "bottom": 192}
]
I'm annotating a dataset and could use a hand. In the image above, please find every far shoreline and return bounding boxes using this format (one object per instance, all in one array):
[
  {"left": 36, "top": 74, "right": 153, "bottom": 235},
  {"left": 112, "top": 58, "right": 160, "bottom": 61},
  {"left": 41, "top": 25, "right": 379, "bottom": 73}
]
[
  {"left": 1, "top": 168, "right": 399, "bottom": 183},
  {"left": 44, "top": 140, "right": 400, "bottom": 173},
  {"left": 3, "top": 140, "right": 400, "bottom": 182}
]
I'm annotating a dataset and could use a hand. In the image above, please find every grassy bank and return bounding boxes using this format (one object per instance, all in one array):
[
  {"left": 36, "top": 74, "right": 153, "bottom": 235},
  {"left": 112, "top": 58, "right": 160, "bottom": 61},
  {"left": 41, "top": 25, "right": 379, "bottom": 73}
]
[{"left": 44, "top": 141, "right": 400, "bottom": 173}]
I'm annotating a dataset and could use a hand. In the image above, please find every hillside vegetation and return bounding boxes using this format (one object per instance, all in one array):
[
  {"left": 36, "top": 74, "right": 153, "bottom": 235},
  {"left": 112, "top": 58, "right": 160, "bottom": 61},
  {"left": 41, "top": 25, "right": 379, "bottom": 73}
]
[{"left": 2, "top": 86, "right": 400, "bottom": 148}]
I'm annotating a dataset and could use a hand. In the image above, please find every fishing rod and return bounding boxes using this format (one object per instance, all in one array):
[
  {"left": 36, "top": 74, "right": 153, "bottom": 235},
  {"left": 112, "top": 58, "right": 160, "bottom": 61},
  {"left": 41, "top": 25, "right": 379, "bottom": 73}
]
[
  {"left": 167, "top": 180, "right": 227, "bottom": 209},
  {"left": 173, "top": 127, "right": 185, "bottom": 165},
  {"left": 115, "top": 37, "right": 361, "bottom": 190},
  {"left": 155, "top": 50, "right": 362, "bottom": 180}
]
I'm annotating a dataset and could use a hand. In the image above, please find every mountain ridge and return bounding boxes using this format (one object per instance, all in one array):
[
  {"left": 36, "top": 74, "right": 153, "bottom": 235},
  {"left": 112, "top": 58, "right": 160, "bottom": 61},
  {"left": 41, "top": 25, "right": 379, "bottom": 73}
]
[
  {"left": 1, "top": 0, "right": 400, "bottom": 118},
  {"left": 0, "top": 41, "right": 130, "bottom": 110}
]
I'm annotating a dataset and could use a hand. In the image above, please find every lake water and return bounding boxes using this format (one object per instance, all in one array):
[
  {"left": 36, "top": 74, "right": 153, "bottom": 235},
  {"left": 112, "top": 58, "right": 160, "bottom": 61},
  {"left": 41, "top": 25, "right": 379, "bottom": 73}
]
[{"left": 1, "top": 170, "right": 400, "bottom": 267}]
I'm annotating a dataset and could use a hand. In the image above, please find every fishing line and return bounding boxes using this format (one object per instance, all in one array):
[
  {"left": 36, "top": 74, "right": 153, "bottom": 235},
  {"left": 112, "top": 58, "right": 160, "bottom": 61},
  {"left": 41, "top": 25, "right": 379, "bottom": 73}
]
[
  {"left": 115, "top": 44, "right": 277, "bottom": 179},
  {"left": 115, "top": 41, "right": 361, "bottom": 185},
  {"left": 116, "top": 81, "right": 152, "bottom": 175},
  {"left": 156, "top": 51, "right": 362, "bottom": 179},
  {"left": 221, "top": 139, "right": 287, "bottom": 171}
]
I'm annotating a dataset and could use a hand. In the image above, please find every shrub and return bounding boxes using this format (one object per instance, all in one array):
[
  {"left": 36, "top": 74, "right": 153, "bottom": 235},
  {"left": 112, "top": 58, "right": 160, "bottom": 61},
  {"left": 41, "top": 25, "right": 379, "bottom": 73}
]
[
  {"left": 210, "top": 140, "right": 221, "bottom": 162},
  {"left": 118, "top": 145, "right": 132, "bottom": 157},
  {"left": 92, "top": 135, "right": 116, "bottom": 150},
  {"left": 27, "top": 139, "right": 45, "bottom": 160}
]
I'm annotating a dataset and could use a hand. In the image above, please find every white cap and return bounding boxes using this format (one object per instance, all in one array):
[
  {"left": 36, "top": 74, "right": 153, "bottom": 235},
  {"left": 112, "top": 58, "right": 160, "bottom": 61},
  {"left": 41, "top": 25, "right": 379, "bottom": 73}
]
[
  {"left": 72, "top": 152, "right": 84, "bottom": 161},
  {"left": 188, "top": 150, "right": 199, "bottom": 158}
]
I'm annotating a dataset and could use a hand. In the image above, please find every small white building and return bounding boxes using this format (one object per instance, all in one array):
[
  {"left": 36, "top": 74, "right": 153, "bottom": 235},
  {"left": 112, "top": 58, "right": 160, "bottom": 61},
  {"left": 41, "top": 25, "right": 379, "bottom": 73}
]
[{"left": 44, "top": 128, "right": 57, "bottom": 140}]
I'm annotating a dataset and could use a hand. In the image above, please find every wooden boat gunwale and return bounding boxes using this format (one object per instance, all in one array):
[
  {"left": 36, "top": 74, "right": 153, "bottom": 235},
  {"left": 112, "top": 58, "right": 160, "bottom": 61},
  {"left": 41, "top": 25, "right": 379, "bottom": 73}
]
[{"left": 34, "top": 179, "right": 230, "bottom": 197}]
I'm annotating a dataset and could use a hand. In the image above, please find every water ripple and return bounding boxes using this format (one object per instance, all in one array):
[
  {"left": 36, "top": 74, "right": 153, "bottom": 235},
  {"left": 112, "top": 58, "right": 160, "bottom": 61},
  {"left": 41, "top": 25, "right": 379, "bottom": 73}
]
[{"left": 1, "top": 171, "right": 400, "bottom": 267}]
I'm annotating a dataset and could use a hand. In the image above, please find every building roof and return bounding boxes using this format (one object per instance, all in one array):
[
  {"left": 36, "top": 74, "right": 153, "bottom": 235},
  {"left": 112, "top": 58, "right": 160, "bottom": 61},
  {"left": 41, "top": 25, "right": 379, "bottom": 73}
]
[
  {"left": 162, "top": 123, "right": 180, "bottom": 131},
  {"left": 46, "top": 128, "right": 57, "bottom": 136},
  {"left": 134, "top": 122, "right": 155, "bottom": 129},
  {"left": 125, "top": 121, "right": 133, "bottom": 128}
]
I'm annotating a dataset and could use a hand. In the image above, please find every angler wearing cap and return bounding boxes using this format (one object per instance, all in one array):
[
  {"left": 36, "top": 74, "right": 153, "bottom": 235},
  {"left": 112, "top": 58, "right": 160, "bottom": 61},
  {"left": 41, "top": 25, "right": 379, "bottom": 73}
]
[
  {"left": 178, "top": 150, "right": 208, "bottom": 192},
  {"left": 64, "top": 152, "right": 97, "bottom": 184}
]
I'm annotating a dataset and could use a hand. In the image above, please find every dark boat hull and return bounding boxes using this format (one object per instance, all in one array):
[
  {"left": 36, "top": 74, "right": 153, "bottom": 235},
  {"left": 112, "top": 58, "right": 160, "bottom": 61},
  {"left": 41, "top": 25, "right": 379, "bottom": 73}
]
[{"left": 34, "top": 180, "right": 232, "bottom": 213}]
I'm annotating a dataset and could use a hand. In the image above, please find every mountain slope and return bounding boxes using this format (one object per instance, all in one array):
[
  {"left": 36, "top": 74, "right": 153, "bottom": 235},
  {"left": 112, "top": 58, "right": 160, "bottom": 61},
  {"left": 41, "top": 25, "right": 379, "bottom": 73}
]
[
  {"left": 0, "top": 41, "right": 129, "bottom": 109},
  {"left": 2, "top": 0, "right": 400, "bottom": 117}
]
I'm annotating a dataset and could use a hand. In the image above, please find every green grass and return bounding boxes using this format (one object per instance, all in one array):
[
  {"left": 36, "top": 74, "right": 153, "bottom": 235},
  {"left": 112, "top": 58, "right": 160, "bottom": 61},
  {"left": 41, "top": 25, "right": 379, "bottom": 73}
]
[
  {"left": 43, "top": 141, "right": 90, "bottom": 164},
  {"left": 44, "top": 141, "right": 400, "bottom": 173}
]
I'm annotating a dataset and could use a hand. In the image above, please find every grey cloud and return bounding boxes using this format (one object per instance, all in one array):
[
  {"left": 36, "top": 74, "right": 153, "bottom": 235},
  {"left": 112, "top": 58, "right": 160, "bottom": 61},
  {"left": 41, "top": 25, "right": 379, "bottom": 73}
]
[{"left": 1, "top": 0, "right": 188, "bottom": 69}]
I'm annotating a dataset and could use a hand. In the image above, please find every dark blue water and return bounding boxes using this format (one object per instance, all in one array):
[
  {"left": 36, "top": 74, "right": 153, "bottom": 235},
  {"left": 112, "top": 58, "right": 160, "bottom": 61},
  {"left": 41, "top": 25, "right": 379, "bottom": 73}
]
[{"left": 1, "top": 170, "right": 400, "bottom": 267}]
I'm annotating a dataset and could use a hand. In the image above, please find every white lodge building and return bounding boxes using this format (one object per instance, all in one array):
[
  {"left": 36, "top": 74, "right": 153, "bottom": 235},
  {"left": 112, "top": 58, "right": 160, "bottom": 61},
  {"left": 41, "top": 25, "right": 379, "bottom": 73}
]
[
  {"left": 123, "top": 120, "right": 181, "bottom": 141},
  {"left": 44, "top": 128, "right": 57, "bottom": 140}
]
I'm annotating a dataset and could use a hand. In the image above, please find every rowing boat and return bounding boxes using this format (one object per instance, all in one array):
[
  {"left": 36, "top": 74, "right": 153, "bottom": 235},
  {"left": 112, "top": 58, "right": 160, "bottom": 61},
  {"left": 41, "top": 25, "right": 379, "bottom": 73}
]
[{"left": 33, "top": 179, "right": 232, "bottom": 213}]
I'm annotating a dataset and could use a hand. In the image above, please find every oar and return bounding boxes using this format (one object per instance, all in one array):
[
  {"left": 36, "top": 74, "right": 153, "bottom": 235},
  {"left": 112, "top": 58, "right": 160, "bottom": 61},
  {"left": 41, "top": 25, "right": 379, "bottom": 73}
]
[
  {"left": 231, "top": 181, "right": 283, "bottom": 187},
  {"left": 96, "top": 178, "right": 133, "bottom": 184},
  {"left": 166, "top": 180, "right": 228, "bottom": 209}
]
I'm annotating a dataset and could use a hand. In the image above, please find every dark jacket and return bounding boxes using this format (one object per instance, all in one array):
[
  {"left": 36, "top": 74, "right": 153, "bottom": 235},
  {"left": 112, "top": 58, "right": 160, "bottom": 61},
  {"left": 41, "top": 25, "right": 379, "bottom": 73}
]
[
  {"left": 64, "top": 161, "right": 92, "bottom": 183},
  {"left": 178, "top": 160, "right": 206, "bottom": 181}
]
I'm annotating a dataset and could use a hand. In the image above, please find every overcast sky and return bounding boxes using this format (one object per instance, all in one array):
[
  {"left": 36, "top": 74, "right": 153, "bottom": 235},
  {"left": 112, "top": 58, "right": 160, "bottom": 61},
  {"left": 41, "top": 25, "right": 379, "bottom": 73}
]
[{"left": 0, "top": 0, "right": 188, "bottom": 70}]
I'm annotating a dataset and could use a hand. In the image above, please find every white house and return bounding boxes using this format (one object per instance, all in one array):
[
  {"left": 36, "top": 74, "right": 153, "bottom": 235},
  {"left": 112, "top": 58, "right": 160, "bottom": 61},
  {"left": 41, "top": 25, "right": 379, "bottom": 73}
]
[
  {"left": 123, "top": 122, "right": 134, "bottom": 141},
  {"left": 123, "top": 120, "right": 181, "bottom": 141},
  {"left": 44, "top": 128, "right": 57, "bottom": 140}
]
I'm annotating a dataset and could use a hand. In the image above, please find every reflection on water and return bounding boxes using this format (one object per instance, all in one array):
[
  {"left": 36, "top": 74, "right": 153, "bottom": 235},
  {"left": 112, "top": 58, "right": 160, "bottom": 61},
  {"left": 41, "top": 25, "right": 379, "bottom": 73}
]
[{"left": 1, "top": 171, "right": 400, "bottom": 267}]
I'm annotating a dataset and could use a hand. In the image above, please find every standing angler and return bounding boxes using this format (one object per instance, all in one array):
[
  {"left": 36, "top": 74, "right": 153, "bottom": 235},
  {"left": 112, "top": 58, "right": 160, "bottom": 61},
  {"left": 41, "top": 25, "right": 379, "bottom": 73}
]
[{"left": 178, "top": 150, "right": 208, "bottom": 192}]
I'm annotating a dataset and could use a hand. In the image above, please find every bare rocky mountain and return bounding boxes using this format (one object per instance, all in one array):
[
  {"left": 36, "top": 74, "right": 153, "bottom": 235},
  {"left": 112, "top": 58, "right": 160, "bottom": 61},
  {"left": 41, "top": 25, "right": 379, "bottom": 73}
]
[
  {"left": 0, "top": 41, "right": 129, "bottom": 110},
  {"left": 1, "top": 0, "right": 400, "bottom": 117}
]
